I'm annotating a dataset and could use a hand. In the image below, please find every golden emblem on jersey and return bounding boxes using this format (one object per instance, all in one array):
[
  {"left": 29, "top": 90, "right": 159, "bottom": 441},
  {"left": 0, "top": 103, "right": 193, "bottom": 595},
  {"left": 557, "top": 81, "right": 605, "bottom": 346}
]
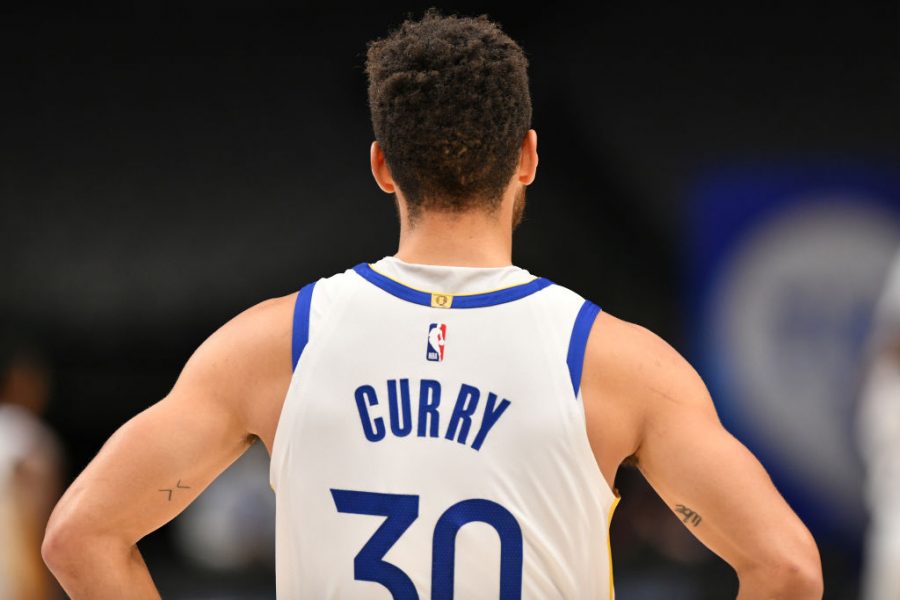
[{"left": 430, "top": 293, "right": 453, "bottom": 308}]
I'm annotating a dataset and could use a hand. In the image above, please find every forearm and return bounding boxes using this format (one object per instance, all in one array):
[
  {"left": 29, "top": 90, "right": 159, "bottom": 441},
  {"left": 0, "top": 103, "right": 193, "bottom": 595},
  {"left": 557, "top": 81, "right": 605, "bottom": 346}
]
[{"left": 42, "top": 533, "right": 161, "bottom": 600}]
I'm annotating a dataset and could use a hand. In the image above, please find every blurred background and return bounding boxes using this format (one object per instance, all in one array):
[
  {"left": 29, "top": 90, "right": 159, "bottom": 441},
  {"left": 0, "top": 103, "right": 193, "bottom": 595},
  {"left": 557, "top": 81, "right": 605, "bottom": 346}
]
[{"left": 2, "top": 2, "right": 898, "bottom": 599}]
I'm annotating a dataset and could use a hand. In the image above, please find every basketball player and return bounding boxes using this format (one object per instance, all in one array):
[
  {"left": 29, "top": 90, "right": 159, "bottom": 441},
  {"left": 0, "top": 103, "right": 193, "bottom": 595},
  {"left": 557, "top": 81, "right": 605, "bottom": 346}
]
[
  {"left": 41, "top": 8, "right": 823, "bottom": 599},
  {"left": 0, "top": 338, "right": 63, "bottom": 600}
]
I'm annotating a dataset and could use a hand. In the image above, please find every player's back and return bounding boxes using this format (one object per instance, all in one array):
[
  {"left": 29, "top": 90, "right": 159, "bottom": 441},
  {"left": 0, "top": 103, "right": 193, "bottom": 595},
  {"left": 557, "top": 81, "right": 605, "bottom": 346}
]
[{"left": 270, "top": 256, "right": 619, "bottom": 599}]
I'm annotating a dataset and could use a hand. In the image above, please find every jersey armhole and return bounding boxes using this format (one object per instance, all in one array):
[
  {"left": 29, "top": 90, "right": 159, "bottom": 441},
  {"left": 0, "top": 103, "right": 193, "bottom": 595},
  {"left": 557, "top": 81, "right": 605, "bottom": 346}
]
[
  {"left": 566, "top": 299, "right": 602, "bottom": 396},
  {"left": 291, "top": 281, "right": 317, "bottom": 370},
  {"left": 271, "top": 280, "right": 317, "bottom": 493},
  {"left": 563, "top": 298, "right": 621, "bottom": 518}
]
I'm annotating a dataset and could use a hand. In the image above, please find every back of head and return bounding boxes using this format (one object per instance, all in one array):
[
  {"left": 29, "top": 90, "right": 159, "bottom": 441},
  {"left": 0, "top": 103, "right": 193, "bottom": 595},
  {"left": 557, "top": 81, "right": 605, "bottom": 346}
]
[{"left": 365, "top": 7, "right": 532, "bottom": 217}]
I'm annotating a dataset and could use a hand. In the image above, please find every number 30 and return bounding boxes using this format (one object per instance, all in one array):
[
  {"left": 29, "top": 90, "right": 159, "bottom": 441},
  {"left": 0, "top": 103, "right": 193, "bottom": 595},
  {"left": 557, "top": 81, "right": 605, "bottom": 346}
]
[{"left": 331, "top": 489, "right": 523, "bottom": 599}]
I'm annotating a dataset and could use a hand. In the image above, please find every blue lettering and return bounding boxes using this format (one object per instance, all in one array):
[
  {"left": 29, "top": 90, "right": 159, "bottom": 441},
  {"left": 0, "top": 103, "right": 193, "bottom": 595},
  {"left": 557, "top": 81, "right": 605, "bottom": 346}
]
[
  {"left": 388, "top": 379, "right": 413, "bottom": 437},
  {"left": 418, "top": 379, "right": 441, "bottom": 438},
  {"left": 355, "top": 384, "right": 385, "bottom": 442},
  {"left": 356, "top": 379, "right": 510, "bottom": 450},
  {"left": 445, "top": 384, "right": 479, "bottom": 445},
  {"left": 471, "top": 393, "right": 511, "bottom": 451},
  {"left": 432, "top": 498, "right": 523, "bottom": 598}
]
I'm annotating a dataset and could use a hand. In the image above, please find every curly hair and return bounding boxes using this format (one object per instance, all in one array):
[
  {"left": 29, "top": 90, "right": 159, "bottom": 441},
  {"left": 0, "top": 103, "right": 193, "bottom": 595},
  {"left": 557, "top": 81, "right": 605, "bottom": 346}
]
[{"left": 365, "top": 7, "right": 532, "bottom": 217}]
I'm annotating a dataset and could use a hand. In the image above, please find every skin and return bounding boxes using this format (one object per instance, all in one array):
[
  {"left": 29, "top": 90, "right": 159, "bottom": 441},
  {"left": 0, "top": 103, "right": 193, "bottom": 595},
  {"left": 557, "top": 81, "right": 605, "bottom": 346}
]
[{"left": 42, "top": 129, "right": 823, "bottom": 598}]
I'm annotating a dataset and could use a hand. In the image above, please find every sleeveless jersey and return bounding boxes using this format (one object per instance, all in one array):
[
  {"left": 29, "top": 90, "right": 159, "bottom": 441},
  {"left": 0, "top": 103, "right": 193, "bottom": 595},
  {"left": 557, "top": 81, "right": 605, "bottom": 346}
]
[{"left": 270, "top": 256, "right": 620, "bottom": 599}]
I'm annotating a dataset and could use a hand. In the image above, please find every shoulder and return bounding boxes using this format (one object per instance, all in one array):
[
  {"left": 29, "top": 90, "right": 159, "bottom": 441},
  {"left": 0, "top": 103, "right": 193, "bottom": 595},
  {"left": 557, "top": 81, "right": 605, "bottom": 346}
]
[
  {"left": 581, "top": 311, "right": 719, "bottom": 442},
  {"left": 537, "top": 282, "right": 701, "bottom": 397},
  {"left": 584, "top": 312, "right": 702, "bottom": 392},
  {"left": 184, "top": 265, "right": 360, "bottom": 384},
  {"left": 189, "top": 292, "right": 297, "bottom": 373},
  {"left": 169, "top": 292, "right": 298, "bottom": 437}
]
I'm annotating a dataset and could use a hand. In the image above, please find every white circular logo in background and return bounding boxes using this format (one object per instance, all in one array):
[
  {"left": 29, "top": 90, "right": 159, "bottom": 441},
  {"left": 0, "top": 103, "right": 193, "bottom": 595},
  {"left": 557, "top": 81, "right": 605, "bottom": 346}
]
[{"left": 708, "top": 198, "right": 900, "bottom": 534}]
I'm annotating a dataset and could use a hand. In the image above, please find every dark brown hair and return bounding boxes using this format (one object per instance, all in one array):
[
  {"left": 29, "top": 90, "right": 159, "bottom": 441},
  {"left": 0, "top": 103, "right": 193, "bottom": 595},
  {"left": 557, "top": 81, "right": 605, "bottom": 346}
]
[{"left": 365, "top": 7, "right": 532, "bottom": 217}]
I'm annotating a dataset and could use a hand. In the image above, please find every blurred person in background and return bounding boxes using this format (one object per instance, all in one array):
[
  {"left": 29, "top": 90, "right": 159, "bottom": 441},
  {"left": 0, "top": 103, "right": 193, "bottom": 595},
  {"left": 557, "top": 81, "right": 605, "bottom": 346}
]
[
  {"left": 0, "top": 335, "right": 64, "bottom": 599},
  {"left": 858, "top": 245, "right": 900, "bottom": 600}
]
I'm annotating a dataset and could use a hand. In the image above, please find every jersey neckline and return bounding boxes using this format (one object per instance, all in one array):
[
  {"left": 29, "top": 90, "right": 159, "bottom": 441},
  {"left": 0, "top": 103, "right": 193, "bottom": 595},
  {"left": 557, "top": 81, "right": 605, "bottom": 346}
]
[{"left": 352, "top": 260, "right": 554, "bottom": 309}]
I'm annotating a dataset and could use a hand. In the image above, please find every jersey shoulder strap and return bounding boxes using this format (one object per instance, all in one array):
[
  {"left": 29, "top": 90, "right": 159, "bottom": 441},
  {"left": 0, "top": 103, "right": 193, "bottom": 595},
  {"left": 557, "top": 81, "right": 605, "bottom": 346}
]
[{"left": 567, "top": 298, "right": 602, "bottom": 396}]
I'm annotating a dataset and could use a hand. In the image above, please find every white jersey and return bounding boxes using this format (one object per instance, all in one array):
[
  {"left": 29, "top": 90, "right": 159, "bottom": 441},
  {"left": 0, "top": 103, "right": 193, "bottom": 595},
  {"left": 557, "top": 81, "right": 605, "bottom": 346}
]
[{"left": 270, "top": 256, "right": 619, "bottom": 599}]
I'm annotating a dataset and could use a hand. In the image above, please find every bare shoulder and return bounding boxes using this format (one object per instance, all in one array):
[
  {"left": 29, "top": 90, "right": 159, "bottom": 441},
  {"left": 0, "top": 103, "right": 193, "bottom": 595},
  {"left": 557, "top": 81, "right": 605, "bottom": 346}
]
[
  {"left": 580, "top": 310, "right": 719, "bottom": 479},
  {"left": 170, "top": 291, "right": 299, "bottom": 450},
  {"left": 180, "top": 292, "right": 297, "bottom": 379},
  {"left": 583, "top": 310, "right": 716, "bottom": 417}
]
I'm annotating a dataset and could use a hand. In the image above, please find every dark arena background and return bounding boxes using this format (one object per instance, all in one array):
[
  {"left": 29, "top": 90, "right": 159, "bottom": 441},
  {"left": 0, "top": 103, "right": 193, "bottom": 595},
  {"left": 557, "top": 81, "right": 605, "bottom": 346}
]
[{"left": 2, "top": 2, "right": 899, "bottom": 599}]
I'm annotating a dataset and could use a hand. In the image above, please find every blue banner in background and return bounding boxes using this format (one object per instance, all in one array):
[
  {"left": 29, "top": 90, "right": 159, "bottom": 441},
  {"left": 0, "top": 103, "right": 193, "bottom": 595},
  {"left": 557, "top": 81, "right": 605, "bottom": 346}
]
[{"left": 685, "top": 163, "right": 900, "bottom": 546}]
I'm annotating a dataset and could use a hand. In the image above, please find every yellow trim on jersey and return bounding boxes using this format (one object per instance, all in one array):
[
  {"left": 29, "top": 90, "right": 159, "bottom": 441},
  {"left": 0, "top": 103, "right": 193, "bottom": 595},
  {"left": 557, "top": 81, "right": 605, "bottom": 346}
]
[
  {"left": 607, "top": 489, "right": 621, "bottom": 599},
  {"left": 367, "top": 263, "right": 538, "bottom": 298}
]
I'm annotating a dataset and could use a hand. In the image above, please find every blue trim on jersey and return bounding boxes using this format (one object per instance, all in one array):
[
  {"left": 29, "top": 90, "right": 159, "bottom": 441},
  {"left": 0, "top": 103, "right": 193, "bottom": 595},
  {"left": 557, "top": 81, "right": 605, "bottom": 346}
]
[
  {"left": 291, "top": 281, "right": 317, "bottom": 370},
  {"left": 352, "top": 262, "right": 553, "bottom": 308},
  {"left": 566, "top": 300, "right": 602, "bottom": 396}
]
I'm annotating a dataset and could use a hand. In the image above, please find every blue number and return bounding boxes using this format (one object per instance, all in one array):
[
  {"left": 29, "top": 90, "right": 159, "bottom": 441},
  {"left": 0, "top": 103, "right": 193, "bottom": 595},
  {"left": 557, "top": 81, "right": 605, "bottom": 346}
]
[
  {"left": 432, "top": 499, "right": 523, "bottom": 600},
  {"left": 332, "top": 490, "right": 523, "bottom": 599},
  {"left": 331, "top": 489, "right": 420, "bottom": 599}
]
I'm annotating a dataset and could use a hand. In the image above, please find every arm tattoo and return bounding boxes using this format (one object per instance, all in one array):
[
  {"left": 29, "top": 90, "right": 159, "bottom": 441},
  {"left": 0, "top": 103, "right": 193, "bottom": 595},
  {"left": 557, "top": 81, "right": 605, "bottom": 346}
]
[
  {"left": 675, "top": 504, "right": 702, "bottom": 526},
  {"left": 158, "top": 479, "right": 191, "bottom": 501}
]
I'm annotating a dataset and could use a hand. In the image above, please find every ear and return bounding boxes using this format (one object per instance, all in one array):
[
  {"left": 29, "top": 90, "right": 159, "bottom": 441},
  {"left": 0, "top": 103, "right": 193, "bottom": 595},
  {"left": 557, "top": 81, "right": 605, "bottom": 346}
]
[
  {"left": 370, "top": 140, "right": 396, "bottom": 193},
  {"left": 516, "top": 129, "right": 538, "bottom": 186}
]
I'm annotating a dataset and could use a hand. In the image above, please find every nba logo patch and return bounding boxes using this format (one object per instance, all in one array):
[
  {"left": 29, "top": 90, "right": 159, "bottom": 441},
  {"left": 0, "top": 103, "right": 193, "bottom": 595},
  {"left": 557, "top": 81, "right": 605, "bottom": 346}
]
[{"left": 426, "top": 323, "right": 447, "bottom": 362}]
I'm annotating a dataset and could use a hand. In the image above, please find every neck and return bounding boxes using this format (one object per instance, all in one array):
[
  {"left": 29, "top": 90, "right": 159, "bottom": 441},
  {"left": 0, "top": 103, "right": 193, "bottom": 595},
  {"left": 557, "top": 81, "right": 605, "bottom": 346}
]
[{"left": 395, "top": 206, "right": 513, "bottom": 267}]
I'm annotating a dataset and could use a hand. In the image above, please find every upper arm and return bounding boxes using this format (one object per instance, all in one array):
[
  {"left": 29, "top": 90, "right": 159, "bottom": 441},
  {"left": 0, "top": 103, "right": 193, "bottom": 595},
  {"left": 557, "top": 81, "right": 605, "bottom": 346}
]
[
  {"left": 582, "top": 312, "right": 820, "bottom": 576},
  {"left": 46, "top": 293, "right": 296, "bottom": 547}
]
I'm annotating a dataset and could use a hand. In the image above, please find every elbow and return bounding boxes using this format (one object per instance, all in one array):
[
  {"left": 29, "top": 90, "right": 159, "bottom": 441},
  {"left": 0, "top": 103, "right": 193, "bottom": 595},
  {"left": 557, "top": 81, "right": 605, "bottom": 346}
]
[
  {"left": 739, "top": 537, "right": 823, "bottom": 598},
  {"left": 772, "top": 555, "right": 823, "bottom": 598},
  {"left": 42, "top": 502, "right": 138, "bottom": 587},
  {"left": 41, "top": 516, "right": 82, "bottom": 577},
  {"left": 784, "top": 533, "right": 824, "bottom": 598},
  {"left": 42, "top": 509, "right": 109, "bottom": 581}
]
